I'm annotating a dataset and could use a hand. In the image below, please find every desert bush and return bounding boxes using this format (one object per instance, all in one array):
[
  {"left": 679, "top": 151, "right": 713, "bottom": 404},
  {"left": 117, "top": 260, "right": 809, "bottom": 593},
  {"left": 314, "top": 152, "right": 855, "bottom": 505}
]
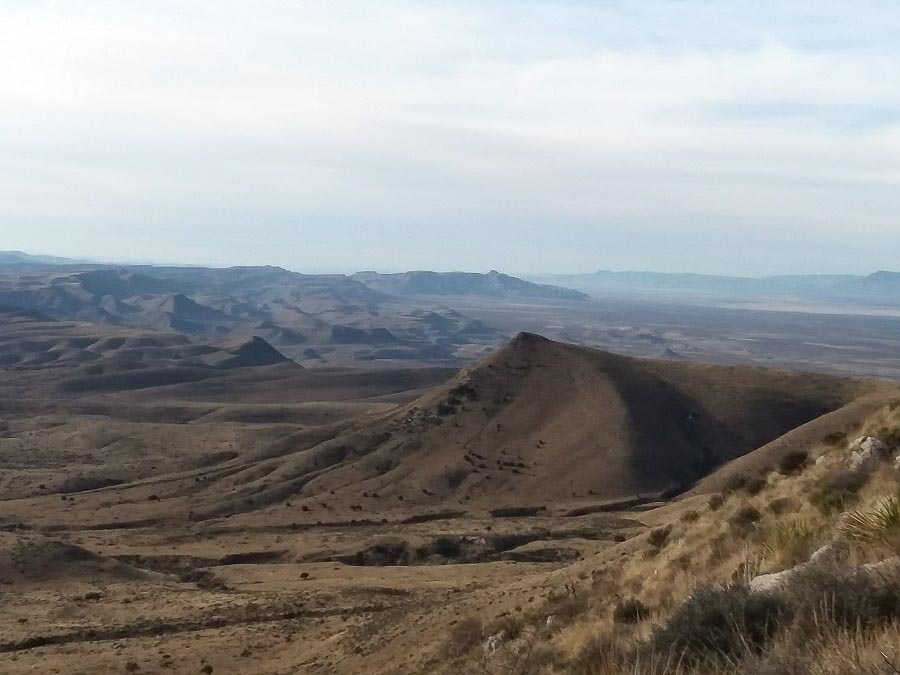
[
  {"left": 488, "top": 614, "right": 524, "bottom": 642},
  {"left": 645, "top": 584, "right": 789, "bottom": 665},
  {"left": 708, "top": 493, "right": 725, "bottom": 511},
  {"left": 744, "top": 476, "right": 767, "bottom": 496},
  {"left": 785, "top": 563, "right": 900, "bottom": 632},
  {"left": 680, "top": 509, "right": 701, "bottom": 523},
  {"left": 542, "top": 591, "right": 590, "bottom": 624},
  {"left": 723, "top": 474, "right": 749, "bottom": 493},
  {"left": 722, "top": 474, "right": 766, "bottom": 496},
  {"left": 648, "top": 525, "right": 672, "bottom": 548},
  {"left": 767, "top": 497, "right": 798, "bottom": 515},
  {"left": 822, "top": 430, "right": 848, "bottom": 448},
  {"left": 810, "top": 467, "right": 869, "bottom": 514},
  {"left": 729, "top": 504, "right": 762, "bottom": 530},
  {"left": 522, "top": 644, "right": 565, "bottom": 672},
  {"left": 612, "top": 597, "right": 649, "bottom": 624},
  {"left": 777, "top": 450, "right": 808, "bottom": 476},
  {"left": 566, "top": 558, "right": 900, "bottom": 674},
  {"left": 876, "top": 425, "right": 900, "bottom": 451},
  {"left": 445, "top": 616, "right": 483, "bottom": 657},
  {"left": 567, "top": 636, "right": 628, "bottom": 675}
]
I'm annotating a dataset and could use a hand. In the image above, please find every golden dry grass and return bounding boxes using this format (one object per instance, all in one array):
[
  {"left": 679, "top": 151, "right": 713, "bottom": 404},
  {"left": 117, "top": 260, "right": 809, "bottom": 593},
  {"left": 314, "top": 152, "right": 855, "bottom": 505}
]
[{"left": 452, "top": 401, "right": 900, "bottom": 675}]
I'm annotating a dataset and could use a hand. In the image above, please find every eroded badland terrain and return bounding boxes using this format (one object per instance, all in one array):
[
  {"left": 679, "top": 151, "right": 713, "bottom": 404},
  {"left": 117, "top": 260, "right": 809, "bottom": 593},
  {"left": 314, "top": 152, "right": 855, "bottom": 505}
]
[{"left": 2, "top": 261, "right": 900, "bottom": 674}]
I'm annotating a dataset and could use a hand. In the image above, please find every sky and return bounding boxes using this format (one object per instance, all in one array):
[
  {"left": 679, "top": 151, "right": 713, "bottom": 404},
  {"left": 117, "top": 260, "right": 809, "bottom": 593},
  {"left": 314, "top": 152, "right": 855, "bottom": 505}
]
[{"left": 1, "top": 1, "right": 899, "bottom": 276}]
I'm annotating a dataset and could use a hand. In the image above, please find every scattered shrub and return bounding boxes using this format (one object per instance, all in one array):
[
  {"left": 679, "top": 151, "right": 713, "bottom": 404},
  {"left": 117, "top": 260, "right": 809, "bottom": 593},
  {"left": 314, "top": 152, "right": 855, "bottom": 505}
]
[
  {"left": 568, "top": 636, "right": 628, "bottom": 675},
  {"left": 744, "top": 476, "right": 767, "bottom": 496},
  {"left": 543, "top": 591, "right": 589, "bottom": 623},
  {"left": 708, "top": 493, "right": 725, "bottom": 511},
  {"left": 723, "top": 474, "right": 749, "bottom": 493},
  {"left": 767, "top": 497, "right": 798, "bottom": 515},
  {"left": 777, "top": 450, "right": 808, "bottom": 476},
  {"left": 811, "top": 467, "right": 869, "bottom": 514},
  {"left": 822, "top": 431, "right": 847, "bottom": 448},
  {"left": 613, "top": 597, "right": 649, "bottom": 624},
  {"left": 729, "top": 504, "right": 762, "bottom": 530},
  {"left": 648, "top": 525, "right": 672, "bottom": 548},
  {"left": 646, "top": 584, "right": 789, "bottom": 665},
  {"left": 672, "top": 552, "right": 692, "bottom": 572},
  {"left": 680, "top": 509, "right": 701, "bottom": 523},
  {"left": 525, "top": 644, "right": 564, "bottom": 671},
  {"left": 785, "top": 563, "right": 900, "bottom": 632},
  {"left": 488, "top": 614, "right": 524, "bottom": 642},
  {"left": 876, "top": 426, "right": 900, "bottom": 451},
  {"left": 723, "top": 474, "right": 767, "bottom": 496},
  {"left": 445, "top": 616, "right": 483, "bottom": 657}
]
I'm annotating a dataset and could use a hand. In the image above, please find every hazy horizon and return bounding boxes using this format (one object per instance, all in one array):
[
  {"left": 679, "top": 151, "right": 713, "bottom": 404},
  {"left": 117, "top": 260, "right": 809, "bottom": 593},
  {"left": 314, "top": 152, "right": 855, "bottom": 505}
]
[
  {"left": 4, "top": 247, "right": 898, "bottom": 280},
  {"left": 2, "top": 1, "right": 899, "bottom": 276}
]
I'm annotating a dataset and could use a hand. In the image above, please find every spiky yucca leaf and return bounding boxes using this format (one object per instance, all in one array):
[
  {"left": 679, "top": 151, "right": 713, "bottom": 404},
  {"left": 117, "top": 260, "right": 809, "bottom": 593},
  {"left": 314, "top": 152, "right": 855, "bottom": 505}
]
[{"left": 838, "top": 495, "right": 900, "bottom": 542}]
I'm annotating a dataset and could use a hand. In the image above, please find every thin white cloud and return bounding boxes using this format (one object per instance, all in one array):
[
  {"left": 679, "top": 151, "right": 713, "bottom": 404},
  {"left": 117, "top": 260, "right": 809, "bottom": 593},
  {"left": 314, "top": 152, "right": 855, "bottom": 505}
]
[{"left": 0, "top": 1, "right": 898, "bottom": 274}]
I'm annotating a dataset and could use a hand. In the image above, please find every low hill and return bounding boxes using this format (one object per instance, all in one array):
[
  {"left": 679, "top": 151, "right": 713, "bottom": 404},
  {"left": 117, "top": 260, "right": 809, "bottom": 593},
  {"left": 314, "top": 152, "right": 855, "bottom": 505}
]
[
  {"left": 35, "top": 333, "right": 887, "bottom": 528},
  {"left": 352, "top": 270, "right": 589, "bottom": 300},
  {"left": 260, "top": 333, "right": 877, "bottom": 509},
  {"left": 0, "top": 312, "right": 296, "bottom": 393}
]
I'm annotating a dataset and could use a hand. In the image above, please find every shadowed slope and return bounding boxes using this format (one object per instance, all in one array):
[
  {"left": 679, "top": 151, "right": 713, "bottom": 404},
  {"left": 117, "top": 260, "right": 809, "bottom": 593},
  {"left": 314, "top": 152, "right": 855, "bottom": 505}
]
[{"left": 15, "top": 333, "right": 888, "bottom": 529}]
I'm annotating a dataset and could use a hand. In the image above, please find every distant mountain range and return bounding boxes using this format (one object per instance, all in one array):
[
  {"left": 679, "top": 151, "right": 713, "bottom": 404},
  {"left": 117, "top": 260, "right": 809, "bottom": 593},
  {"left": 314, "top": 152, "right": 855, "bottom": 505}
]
[
  {"left": 0, "top": 250, "right": 92, "bottom": 266},
  {"left": 0, "top": 256, "right": 507, "bottom": 366},
  {"left": 527, "top": 270, "right": 900, "bottom": 307},
  {"left": 351, "top": 269, "right": 589, "bottom": 300}
]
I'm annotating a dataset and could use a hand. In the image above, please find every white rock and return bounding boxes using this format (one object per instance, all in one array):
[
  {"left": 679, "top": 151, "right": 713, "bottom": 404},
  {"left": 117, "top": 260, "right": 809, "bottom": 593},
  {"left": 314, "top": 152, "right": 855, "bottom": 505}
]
[
  {"left": 849, "top": 436, "right": 889, "bottom": 458},
  {"left": 862, "top": 556, "right": 900, "bottom": 576},
  {"left": 860, "top": 436, "right": 890, "bottom": 457},
  {"left": 808, "top": 543, "right": 834, "bottom": 565},
  {"left": 849, "top": 448, "right": 878, "bottom": 474},
  {"left": 484, "top": 631, "right": 505, "bottom": 654},
  {"left": 750, "top": 569, "right": 796, "bottom": 594}
]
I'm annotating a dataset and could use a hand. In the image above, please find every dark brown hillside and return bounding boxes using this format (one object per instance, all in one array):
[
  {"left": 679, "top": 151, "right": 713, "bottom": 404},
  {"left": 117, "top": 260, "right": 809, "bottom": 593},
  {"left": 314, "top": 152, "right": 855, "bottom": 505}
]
[
  {"left": 274, "top": 332, "right": 876, "bottom": 508},
  {"left": 16, "top": 333, "right": 886, "bottom": 531}
]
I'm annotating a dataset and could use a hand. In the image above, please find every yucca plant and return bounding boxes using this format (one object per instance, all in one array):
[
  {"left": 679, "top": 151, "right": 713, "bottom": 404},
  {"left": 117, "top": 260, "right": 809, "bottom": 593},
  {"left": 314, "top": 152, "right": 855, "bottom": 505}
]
[{"left": 838, "top": 495, "right": 900, "bottom": 544}]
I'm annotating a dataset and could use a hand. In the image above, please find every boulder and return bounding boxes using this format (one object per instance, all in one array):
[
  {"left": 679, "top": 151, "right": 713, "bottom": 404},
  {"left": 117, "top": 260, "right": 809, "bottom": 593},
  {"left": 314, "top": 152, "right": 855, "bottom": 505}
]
[
  {"left": 847, "top": 436, "right": 891, "bottom": 475},
  {"left": 750, "top": 541, "right": 846, "bottom": 595},
  {"left": 849, "top": 436, "right": 890, "bottom": 458}
]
